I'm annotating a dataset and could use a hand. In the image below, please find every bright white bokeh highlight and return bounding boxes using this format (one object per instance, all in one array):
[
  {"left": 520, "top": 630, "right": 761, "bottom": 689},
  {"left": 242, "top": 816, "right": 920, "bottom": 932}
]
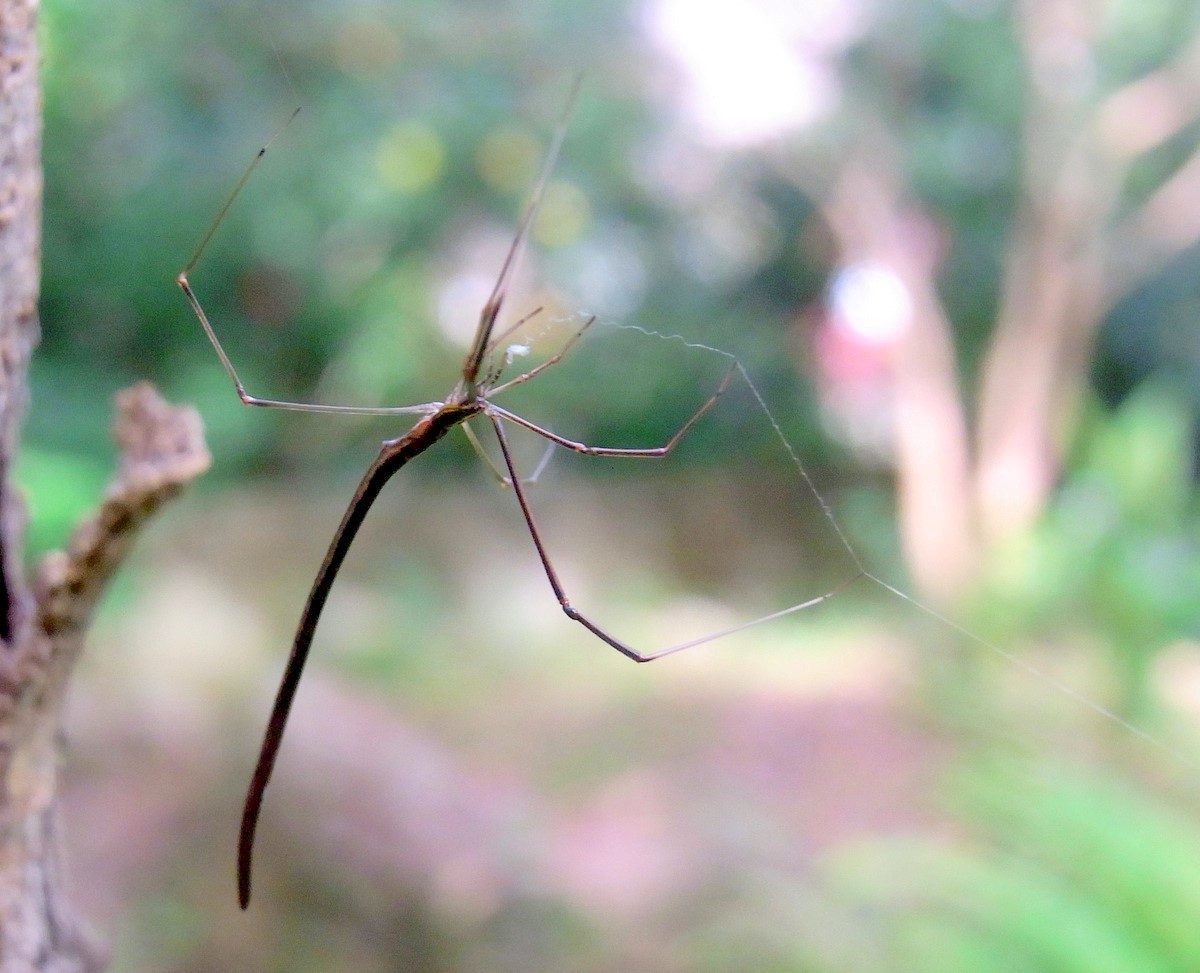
[
  {"left": 643, "top": 0, "right": 868, "bottom": 145},
  {"left": 828, "top": 261, "right": 913, "bottom": 345}
]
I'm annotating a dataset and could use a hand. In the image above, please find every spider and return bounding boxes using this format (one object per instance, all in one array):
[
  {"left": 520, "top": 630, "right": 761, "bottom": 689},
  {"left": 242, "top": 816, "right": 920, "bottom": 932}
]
[{"left": 178, "top": 81, "right": 744, "bottom": 908}]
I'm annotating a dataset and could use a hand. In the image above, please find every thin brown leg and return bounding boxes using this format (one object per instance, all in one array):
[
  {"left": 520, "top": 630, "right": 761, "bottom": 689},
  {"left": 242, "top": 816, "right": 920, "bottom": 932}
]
[
  {"left": 488, "top": 315, "right": 597, "bottom": 396},
  {"left": 179, "top": 270, "right": 442, "bottom": 415},
  {"left": 463, "top": 76, "right": 584, "bottom": 386},
  {"left": 462, "top": 420, "right": 555, "bottom": 485},
  {"left": 489, "top": 415, "right": 651, "bottom": 661},
  {"left": 491, "top": 411, "right": 865, "bottom": 663},
  {"left": 486, "top": 305, "right": 545, "bottom": 353},
  {"left": 177, "top": 109, "right": 442, "bottom": 417},
  {"left": 488, "top": 361, "right": 736, "bottom": 457},
  {"left": 488, "top": 356, "right": 732, "bottom": 664}
]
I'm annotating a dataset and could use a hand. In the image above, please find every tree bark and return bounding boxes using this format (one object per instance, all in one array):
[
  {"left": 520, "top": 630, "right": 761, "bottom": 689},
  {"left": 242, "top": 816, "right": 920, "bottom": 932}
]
[{"left": 0, "top": 1, "right": 210, "bottom": 969}]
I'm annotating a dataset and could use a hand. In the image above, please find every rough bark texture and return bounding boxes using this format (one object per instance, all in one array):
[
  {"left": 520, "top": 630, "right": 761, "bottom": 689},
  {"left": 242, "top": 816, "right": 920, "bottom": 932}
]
[{"left": 0, "top": 1, "right": 211, "bottom": 969}]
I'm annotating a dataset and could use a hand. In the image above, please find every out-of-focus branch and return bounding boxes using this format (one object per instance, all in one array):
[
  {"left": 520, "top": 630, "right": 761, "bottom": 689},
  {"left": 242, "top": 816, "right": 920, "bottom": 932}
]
[
  {"left": 34, "top": 384, "right": 211, "bottom": 714},
  {"left": 1093, "top": 27, "right": 1200, "bottom": 303},
  {"left": 1096, "top": 32, "right": 1200, "bottom": 162},
  {"left": 975, "top": 0, "right": 1200, "bottom": 543},
  {"left": 1104, "top": 142, "right": 1200, "bottom": 304},
  {"left": 0, "top": 385, "right": 209, "bottom": 973},
  {"left": 973, "top": 0, "right": 1114, "bottom": 544}
]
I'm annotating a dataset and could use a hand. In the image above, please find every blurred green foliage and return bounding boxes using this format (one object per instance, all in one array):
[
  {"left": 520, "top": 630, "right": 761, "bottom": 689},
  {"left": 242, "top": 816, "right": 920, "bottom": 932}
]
[
  {"left": 976, "top": 381, "right": 1200, "bottom": 717},
  {"left": 15, "top": 443, "right": 109, "bottom": 556},
  {"left": 33, "top": 0, "right": 1200, "bottom": 482},
  {"left": 814, "top": 761, "right": 1200, "bottom": 973},
  {"left": 35, "top": 0, "right": 825, "bottom": 483}
]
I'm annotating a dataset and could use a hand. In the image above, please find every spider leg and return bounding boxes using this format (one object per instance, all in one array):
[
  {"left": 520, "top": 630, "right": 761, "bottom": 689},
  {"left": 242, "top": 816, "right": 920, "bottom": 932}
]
[
  {"left": 461, "top": 420, "right": 555, "bottom": 485},
  {"left": 489, "top": 413, "right": 652, "bottom": 661},
  {"left": 463, "top": 76, "right": 583, "bottom": 386},
  {"left": 178, "top": 109, "right": 438, "bottom": 417},
  {"left": 489, "top": 361, "right": 736, "bottom": 457},
  {"left": 490, "top": 407, "right": 865, "bottom": 664},
  {"left": 488, "top": 315, "right": 596, "bottom": 396},
  {"left": 179, "top": 272, "right": 442, "bottom": 415},
  {"left": 487, "top": 305, "right": 546, "bottom": 360},
  {"left": 486, "top": 360, "right": 730, "bottom": 662}
]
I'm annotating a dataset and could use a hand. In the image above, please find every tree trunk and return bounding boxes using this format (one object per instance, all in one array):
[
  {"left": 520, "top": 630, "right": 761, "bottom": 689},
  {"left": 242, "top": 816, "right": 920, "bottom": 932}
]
[{"left": 0, "top": 2, "right": 210, "bottom": 968}]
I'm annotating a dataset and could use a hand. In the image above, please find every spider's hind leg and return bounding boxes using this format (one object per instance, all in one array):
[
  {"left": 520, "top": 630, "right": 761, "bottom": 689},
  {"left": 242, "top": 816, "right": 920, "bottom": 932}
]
[{"left": 463, "top": 420, "right": 555, "bottom": 486}]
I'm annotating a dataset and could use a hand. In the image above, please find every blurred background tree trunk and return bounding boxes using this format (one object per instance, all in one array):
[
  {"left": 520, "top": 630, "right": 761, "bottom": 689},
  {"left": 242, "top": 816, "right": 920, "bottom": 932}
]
[{"left": 808, "top": 0, "right": 1200, "bottom": 607}]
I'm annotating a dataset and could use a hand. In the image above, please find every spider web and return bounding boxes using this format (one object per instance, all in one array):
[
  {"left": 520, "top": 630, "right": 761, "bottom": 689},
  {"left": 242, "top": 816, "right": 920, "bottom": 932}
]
[{"left": 484, "top": 309, "right": 1192, "bottom": 769}]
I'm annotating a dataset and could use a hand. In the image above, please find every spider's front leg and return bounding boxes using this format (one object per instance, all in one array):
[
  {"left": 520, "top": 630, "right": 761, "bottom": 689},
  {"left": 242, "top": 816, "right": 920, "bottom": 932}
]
[
  {"left": 178, "top": 267, "right": 441, "bottom": 416},
  {"left": 177, "top": 110, "right": 441, "bottom": 418}
]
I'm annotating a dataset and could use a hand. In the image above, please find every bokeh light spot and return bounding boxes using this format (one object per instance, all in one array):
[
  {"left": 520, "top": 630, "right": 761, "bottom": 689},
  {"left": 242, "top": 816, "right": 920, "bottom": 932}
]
[
  {"left": 376, "top": 122, "right": 445, "bottom": 193},
  {"left": 477, "top": 127, "right": 541, "bottom": 194},
  {"left": 332, "top": 19, "right": 402, "bottom": 78},
  {"left": 829, "top": 262, "right": 912, "bottom": 345},
  {"left": 534, "top": 181, "right": 591, "bottom": 249}
]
